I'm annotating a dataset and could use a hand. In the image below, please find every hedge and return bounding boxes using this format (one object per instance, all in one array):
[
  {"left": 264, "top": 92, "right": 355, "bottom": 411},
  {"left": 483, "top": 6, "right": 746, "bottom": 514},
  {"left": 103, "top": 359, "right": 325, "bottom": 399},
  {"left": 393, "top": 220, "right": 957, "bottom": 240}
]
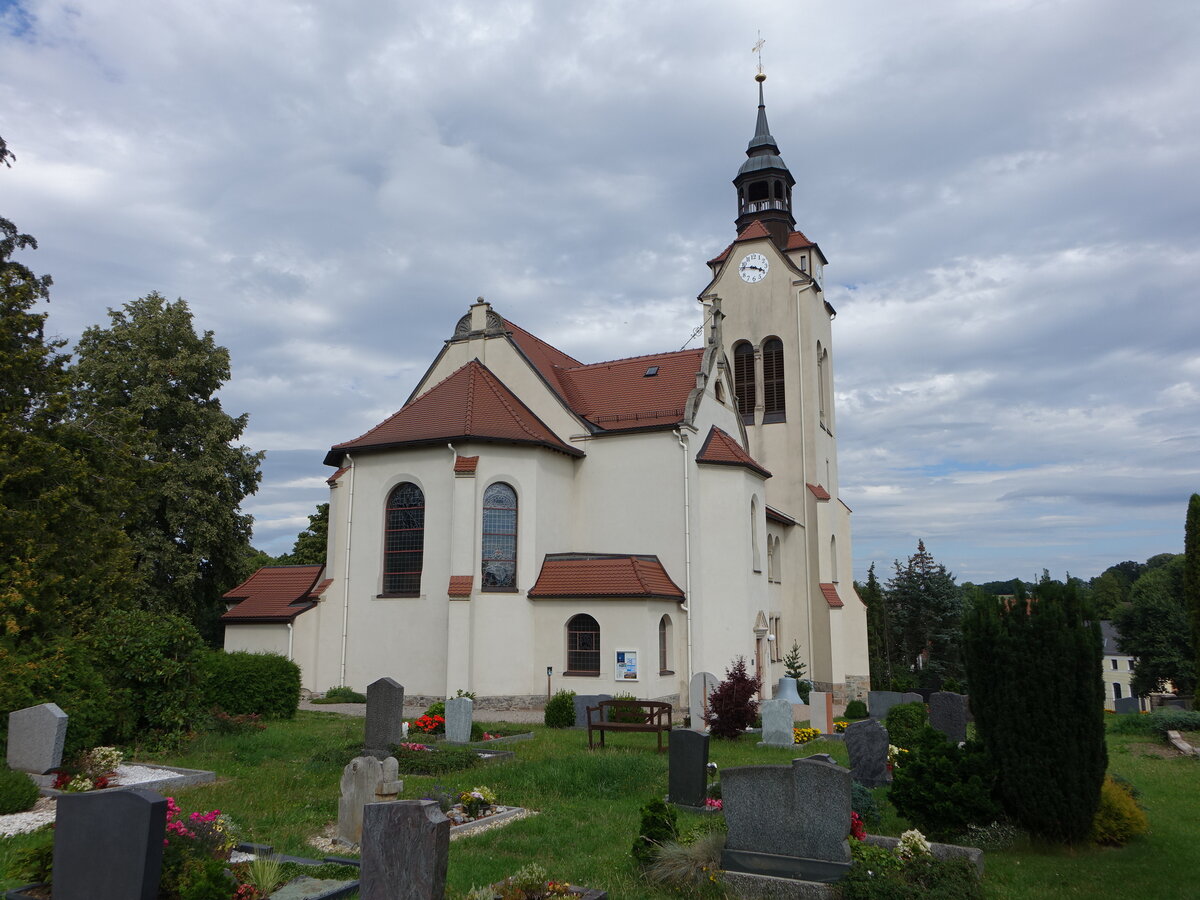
[{"left": 201, "top": 650, "right": 301, "bottom": 718}]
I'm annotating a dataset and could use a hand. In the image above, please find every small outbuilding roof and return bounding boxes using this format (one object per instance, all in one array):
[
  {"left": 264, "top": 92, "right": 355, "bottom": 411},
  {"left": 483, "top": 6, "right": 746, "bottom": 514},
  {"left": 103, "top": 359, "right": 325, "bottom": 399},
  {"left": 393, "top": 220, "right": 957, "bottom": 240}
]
[
  {"left": 527, "top": 553, "right": 685, "bottom": 601},
  {"left": 221, "top": 565, "right": 327, "bottom": 623}
]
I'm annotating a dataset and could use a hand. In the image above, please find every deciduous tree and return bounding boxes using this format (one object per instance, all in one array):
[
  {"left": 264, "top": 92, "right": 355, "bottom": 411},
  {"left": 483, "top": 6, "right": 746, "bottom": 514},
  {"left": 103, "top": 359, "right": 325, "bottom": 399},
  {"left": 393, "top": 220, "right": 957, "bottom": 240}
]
[
  {"left": 276, "top": 502, "right": 329, "bottom": 566},
  {"left": 1115, "top": 556, "right": 1194, "bottom": 696}
]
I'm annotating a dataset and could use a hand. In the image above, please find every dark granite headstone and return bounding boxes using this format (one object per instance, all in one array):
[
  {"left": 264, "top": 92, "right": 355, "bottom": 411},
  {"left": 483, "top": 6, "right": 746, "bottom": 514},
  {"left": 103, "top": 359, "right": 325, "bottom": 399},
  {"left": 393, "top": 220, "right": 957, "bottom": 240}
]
[
  {"left": 846, "top": 718, "right": 890, "bottom": 788},
  {"left": 360, "top": 800, "right": 449, "bottom": 900},
  {"left": 929, "top": 692, "right": 969, "bottom": 744},
  {"left": 53, "top": 787, "right": 167, "bottom": 900},
  {"left": 1113, "top": 696, "right": 1141, "bottom": 715},
  {"left": 365, "top": 678, "right": 405, "bottom": 759},
  {"left": 900, "top": 692, "right": 923, "bottom": 706},
  {"left": 668, "top": 729, "right": 710, "bottom": 808},
  {"left": 720, "top": 756, "right": 852, "bottom": 882},
  {"left": 573, "top": 694, "right": 612, "bottom": 728},
  {"left": 867, "top": 691, "right": 904, "bottom": 721}
]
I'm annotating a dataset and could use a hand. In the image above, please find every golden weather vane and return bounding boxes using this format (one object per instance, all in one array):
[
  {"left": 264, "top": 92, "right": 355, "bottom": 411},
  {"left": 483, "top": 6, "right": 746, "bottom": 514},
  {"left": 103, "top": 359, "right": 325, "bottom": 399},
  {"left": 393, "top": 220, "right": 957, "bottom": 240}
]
[{"left": 752, "top": 33, "right": 765, "bottom": 76}]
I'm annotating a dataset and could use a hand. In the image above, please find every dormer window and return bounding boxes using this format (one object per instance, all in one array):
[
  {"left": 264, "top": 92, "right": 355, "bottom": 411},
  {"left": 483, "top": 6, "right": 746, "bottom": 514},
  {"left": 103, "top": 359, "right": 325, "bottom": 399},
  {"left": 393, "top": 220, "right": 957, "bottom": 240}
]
[{"left": 644, "top": 366, "right": 659, "bottom": 377}]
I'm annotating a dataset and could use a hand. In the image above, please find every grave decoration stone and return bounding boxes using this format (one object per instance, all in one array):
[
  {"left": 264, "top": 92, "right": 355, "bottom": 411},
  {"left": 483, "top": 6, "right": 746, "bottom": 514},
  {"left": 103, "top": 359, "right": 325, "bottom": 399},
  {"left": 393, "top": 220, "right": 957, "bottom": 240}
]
[
  {"left": 668, "top": 729, "right": 710, "bottom": 809},
  {"left": 807, "top": 691, "right": 834, "bottom": 735},
  {"left": 900, "top": 692, "right": 923, "bottom": 706},
  {"left": 365, "top": 678, "right": 405, "bottom": 759},
  {"left": 720, "top": 756, "right": 852, "bottom": 882},
  {"left": 1113, "top": 696, "right": 1141, "bottom": 715},
  {"left": 867, "top": 691, "right": 904, "bottom": 721},
  {"left": 758, "top": 698, "right": 795, "bottom": 747},
  {"left": 774, "top": 677, "right": 804, "bottom": 705},
  {"left": 444, "top": 696, "right": 474, "bottom": 744},
  {"left": 53, "top": 787, "right": 167, "bottom": 900},
  {"left": 845, "top": 719, "right": 890, "bottom": 788},
  {"left": 929, "top": 691, "right": 969, "bottom": 744},
  {"left": 573, "top": 694, "right": 613, "bottom": 728},
  {"left": 6, "top": 702, "right": 68, "bottom": 774},
  {"left": 360, "top": 799, "right": 450, "bottom": 900},
  {"left": 337, "top": 756, "right": 404, "bottom": 846},
  {"left": 689, "top": 671, "right": 718, "bottom": 730}
]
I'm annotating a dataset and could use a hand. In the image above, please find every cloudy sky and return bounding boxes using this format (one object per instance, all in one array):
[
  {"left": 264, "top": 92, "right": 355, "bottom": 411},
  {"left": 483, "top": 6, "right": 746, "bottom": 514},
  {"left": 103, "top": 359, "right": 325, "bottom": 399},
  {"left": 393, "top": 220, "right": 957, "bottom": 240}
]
[{"left": 3, "top": 0, "right": 1197, "bottom": 584}]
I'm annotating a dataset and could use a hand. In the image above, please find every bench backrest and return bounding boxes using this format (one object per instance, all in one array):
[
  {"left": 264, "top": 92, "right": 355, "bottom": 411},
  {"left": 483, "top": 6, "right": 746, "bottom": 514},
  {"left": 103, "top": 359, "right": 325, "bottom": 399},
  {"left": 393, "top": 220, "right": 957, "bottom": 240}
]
[{"left": 587, "top": 699, "right": 672, "bottom": 725}]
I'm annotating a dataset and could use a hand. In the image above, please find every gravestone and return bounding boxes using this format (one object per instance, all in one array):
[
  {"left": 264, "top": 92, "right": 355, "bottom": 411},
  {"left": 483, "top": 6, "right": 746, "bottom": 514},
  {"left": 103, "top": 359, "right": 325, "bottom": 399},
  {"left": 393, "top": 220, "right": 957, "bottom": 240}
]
[
  {"left": 53, "top": 787, "right": 167, "bottom": 900},
  {"left": 807, "top": 691, "right": 834, "bottom": 734},
  {"left": 6, "top": 702, "right": 68, "bottom": 774},
  {"left": 758, "top": 698, "right": 794, "bottom": 747},
  {"left": 868, "top": 691, "right": 904, "bottom": 721},
  {"left": 929, "top": 692, "right": 969, "bottom": 744},
  {"left": 845, "top": 718, "right": 890, "bottom": 788},
  {"left": 1114, "top": 696, "right": 1141, "bottom": 715},
  {"left": 360, "top": 799, "right": 450, "bottom": 900},
  {"left": 337, "top": 756, "right": 404, "bottom": 846},
  {"left": 721, "top": 756, "right": 852, "bottom": 882},
  {"left": 573, "top": 694, "right": 613, "bottom": 728},
  {"left": 364, "top": 678, "right": 405, "bottom": 759},
  {"left": 689, "top": 671, "right": 718, "bottom": 729},
  {"left": 900, "top": 692, "right": 924, "bottom": 706},
  {"left": 444, "top": 696, "right": 473, "bottom": 744},
  {"left": 668, "top": 729, "right": 710, "bottom": 808}
]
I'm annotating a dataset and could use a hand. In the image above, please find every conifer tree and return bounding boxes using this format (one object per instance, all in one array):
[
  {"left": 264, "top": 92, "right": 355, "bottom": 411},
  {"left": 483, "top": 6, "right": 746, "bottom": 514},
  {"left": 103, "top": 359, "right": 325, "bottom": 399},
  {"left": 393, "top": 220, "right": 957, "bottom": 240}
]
[
  {"left": 963, "top": 577, "right": 1106, "bottom": 843},
  {"left": 859, "top": 563, "right": 893, "bottom": 690},
  {"left": 1186, "top": 494, "right": 1200, "bottom": 686},
  {"left": 886, "top": 540, "right": 963, "bottom": 688}
]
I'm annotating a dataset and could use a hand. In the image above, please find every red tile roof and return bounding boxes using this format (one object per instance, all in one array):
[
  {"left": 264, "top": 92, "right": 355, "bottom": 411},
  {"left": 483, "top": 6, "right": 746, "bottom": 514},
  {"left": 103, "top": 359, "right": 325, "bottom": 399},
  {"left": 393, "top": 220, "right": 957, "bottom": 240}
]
[
  {"left": 696, "top": 426, "right": 771, "bottom": 478},
  {"left": 820, "top": 582, "right": 845, "bottom": 609},
  {"left": 766, "top": 505, "right": 797, "bottom": 526},
  {"left": 454, "top": 455, "right": 479, "bottom": 473},
  {"left": 502, "top": 318, "right": 582, "bottom": 398},
  {"left": 807, "top": 483, "right": 831, "bottom": 501},
  {"left": 221, "top": 565, "right": 325, "bottom": 623},
  {"left": 448, "top": 576, "right": 474, "bottom": 597},
  {"left": 527, "top": 554, "right": 685, "bottom": 601},
  {"left": 707, "top": 224, "right": 821, "bottom": 265},
  {"left": 557, "top": 348, "right": 705, "bottom": 432},
  {"left": 326, "top": 361, "right": 583, "bottom": 466},
  {"left": 326, "top": 467, "right": 348, "bottom": 485}
]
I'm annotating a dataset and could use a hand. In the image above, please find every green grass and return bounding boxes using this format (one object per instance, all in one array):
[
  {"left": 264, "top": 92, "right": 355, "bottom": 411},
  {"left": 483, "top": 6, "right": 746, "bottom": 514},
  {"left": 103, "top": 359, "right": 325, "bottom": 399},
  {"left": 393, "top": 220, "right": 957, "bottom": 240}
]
[{"left": 3, "top": 714, "right": 1198, "bottom": 899}]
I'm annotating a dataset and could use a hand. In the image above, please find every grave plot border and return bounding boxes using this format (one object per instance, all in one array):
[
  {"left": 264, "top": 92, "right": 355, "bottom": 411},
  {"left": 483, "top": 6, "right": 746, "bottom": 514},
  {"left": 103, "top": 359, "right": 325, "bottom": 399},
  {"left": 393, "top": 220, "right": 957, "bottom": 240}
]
[{"left": 32, "top": 763, "right": 216, "bottom": 798}]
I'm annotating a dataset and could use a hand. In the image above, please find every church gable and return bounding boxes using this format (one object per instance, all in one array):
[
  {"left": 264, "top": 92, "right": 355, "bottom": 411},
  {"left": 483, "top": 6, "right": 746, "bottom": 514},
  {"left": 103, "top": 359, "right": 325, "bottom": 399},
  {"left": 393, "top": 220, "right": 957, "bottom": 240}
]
[{"left": 696, "top": 426, "right": 771, "bottom": 479}]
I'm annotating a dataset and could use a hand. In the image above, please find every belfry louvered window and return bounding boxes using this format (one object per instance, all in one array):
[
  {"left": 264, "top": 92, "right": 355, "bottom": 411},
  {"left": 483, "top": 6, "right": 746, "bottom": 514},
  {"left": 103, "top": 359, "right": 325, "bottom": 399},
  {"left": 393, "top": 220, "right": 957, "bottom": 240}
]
[
  {"left": 762, "top": 338, "right": 785, "bottom": 422},
  {"left": 481, "top": 482, "right": 518, "bottom": 591},
  {"left": 733, "top": 342, "right": 755, "bottom": 422},
  {"left": 383, "top": 482, "right": 424, "bottom": 595},
  {"left": 567, "top": 614, "right": 600, "bottom": 674}
]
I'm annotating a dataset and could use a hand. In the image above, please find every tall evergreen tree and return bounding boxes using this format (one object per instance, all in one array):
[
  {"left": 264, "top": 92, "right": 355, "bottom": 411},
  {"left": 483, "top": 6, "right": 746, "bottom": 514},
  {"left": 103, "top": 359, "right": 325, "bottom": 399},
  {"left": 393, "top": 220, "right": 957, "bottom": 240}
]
[
  {"left": 885, "top": 540, "right": 963, "bottom": 688},
  {"left": 963, "top": 578, "right": 1106, "bottom": 843},
  {"left": 72, "top": 293, "right": 264, "bottom": 642},
  {"left": 1186, "top": 494, "right": 1200, "bottom": 686},
  {"left": 859, "top": 563, "right": 893, "bottom": 690},
  {"left": 276, "top": 502, "right": 329, "bottom": 566}
]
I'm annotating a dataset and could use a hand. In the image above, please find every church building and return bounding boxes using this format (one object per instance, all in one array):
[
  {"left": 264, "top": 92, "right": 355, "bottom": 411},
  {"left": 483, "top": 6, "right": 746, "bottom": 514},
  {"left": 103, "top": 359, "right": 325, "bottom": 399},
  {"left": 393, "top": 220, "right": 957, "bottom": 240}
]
[{"left": 222, "top": 75, "right": 870, "bottom": 709}]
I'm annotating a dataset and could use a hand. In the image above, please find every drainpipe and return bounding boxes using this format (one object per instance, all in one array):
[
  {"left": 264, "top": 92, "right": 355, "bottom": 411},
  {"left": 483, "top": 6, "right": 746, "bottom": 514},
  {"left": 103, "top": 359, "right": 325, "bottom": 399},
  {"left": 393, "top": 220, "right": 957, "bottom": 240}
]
[
  {"left": 287, "top": 622, "right": 294, "bottom": 662},
  {"left": 675, "top": 429, "right": 694, "bottom": 693},
  {"left": 339, "top": 454, "right": 355, "bottom": 688}
]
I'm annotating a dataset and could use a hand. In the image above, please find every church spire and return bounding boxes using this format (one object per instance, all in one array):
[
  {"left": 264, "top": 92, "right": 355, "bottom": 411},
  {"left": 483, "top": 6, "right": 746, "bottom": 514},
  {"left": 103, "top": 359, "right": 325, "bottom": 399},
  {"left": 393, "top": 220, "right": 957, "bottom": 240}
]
[{"left": 733, "top": 72, "right": 796, "bottom": 246}]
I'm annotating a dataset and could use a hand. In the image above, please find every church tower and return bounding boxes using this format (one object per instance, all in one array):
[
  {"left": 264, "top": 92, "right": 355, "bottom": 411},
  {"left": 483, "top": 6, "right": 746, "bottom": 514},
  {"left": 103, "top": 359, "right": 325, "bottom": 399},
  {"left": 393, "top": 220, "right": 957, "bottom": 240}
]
[{"left": 698, "top": 74, "right": 869, "bottom": 697}]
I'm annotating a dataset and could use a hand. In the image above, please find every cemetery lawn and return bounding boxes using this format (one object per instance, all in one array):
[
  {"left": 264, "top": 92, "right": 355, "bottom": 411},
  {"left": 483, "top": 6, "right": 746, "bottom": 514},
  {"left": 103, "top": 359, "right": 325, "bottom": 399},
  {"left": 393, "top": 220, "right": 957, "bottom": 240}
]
[{"left": 3, "top": 716, "right": 1197, "bottom": 898}]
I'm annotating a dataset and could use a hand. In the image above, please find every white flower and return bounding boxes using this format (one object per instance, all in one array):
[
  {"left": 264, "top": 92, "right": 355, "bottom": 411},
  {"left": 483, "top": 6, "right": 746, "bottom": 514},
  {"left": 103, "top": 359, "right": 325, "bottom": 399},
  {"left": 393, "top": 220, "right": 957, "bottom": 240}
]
[{"left": 896, "top": 829, "right": 932, "bottom": 860}]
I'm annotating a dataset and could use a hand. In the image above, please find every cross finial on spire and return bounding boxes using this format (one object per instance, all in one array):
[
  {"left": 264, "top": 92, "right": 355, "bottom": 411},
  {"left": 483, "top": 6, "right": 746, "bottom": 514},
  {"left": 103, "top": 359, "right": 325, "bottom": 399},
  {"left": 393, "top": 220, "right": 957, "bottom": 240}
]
[{"left": 752, "top": 33, "right": 766, "bottom": 78}]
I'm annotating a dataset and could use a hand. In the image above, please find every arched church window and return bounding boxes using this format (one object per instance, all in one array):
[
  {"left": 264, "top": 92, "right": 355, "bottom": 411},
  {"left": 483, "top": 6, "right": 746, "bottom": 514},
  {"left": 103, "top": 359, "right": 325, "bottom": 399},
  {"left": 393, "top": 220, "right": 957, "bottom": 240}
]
[
  {"left": 763, "top": 338, "right": 785, "bottom": 422},
  {"left": 659, "top": 615, "right": 673, "bottom": 674},
  {"left": 830, "top": 535, "right": 839, "bottom": 583},
  {"left": 817, "top": 342, "right": 828, "bottom": 429},
  {"left": 567, "top": 614, "right": 600, "bottom": 675},
  {"left": 733, "top": 342, "right": 755, "bottom": 422},
  {"left": 383, "top": 482, "right": 424, "bottom": 595},
  {"left": 751, "top": 497, "right": 761, "bottom": 573},
  {"left": 481, "top": 482, "right": 518, "bottom": 591},
  {"left": 747, "top": 179, "right": 769, "bottom": 202}
]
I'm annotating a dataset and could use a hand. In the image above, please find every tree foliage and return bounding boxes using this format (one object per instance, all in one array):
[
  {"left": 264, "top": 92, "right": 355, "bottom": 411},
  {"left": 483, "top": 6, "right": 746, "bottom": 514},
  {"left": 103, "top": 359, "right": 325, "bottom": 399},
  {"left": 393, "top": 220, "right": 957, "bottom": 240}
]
[
  {"left": 1115, "top": 555, "right": 1194, "bottom": 696},
  {"left": 1188, "top": 494, "right": 1200, "bottom": 690},
  {"left": 885, "top": 540, "right": 963, "bottom": 689},
  {"left": 72, "top": 293, "right": 264, "bottom": 642},
  {"left": 703, "top": 656, "right": 761, "bottom": 738},
  {"left": 276, "top": 502, "right": 329, "bottom": 566},
  {"left": 859, "top": 563, "right": 893, "bottom": 691},
  {"left": 963, "top": 577, "right": 1106, "bottom": 843}
]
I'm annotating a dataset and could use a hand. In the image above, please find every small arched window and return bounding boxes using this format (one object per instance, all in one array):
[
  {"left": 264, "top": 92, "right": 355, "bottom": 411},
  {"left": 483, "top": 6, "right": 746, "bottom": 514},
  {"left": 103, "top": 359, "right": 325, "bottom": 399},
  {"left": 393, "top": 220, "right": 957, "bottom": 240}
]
[
  {"left": 766, "top": 537, "right": 776, "bottom": 583},
  {"left": 659, "top": 615, "right": 673, "bottom": 674},
  {"left": 830, "top": 535, "right": 839, "bottom": 583},
  {"left": 567, "top": 614, "right": 600, "bottom": 675},
  {"left": 733, "top": 342, "right": 755, "bottom": 422},
  {"left": 774, "top": 536, "right": 783, "bottom": 584},
  {"left": 763, "top": 338, "right": 785, "bottom": 422},
  {"left": 751, "top": 498, "right": 761, "bottom": 573},
  {"left": 384, "top": 482, "right": 424, "bottom": 595},
  {"left": 481, "top": 482, "right": 518, "bottom": 591},
  {"left": 817, "top": 342, "right": 828, "bottom": 429}
]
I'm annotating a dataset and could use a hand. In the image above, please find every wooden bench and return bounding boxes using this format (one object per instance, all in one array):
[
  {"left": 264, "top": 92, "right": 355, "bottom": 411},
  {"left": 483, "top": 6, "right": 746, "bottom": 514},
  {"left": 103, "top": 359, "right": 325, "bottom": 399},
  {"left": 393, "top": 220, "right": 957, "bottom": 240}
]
[{"left": 586, "top": 699, "right": 673, "bottom": 753}]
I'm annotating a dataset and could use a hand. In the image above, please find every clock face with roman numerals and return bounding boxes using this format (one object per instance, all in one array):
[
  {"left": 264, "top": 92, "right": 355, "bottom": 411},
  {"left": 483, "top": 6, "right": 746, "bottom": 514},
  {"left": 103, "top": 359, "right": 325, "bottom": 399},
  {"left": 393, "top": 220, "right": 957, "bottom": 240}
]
[{"left": 738, "top": 252, "right": 769, "bottom": 283}]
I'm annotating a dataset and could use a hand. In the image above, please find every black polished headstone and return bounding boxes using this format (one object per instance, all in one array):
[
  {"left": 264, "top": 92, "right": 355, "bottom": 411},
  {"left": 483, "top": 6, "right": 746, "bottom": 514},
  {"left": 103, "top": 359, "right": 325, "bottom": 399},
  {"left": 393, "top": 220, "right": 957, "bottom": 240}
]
[
  {"left": 668, "top": 729, "right": 710, "bottom": 808},
  {"left": 365, "top": 677, "right": 405, "bottom": 759},
  {"left": 1113, "top": 696, "right": 1141, "bottom": 715},
  {"left": 573, "top": 694, "right": 612, "bottom": 728},
  {"left": 360, "top": 800, "right": 449, "bottom": 900},
  {"left": 867, "top": 691, "right": 904, "bottom": 721},
  {"left": 53, "top": 788, "right": 167, "bottom": 900},
  {"left": 929, "top": 692, "right": 969, "bottom": 744},
  {"left": 846, "top": 719, "right": 891, "bottom": 788}
]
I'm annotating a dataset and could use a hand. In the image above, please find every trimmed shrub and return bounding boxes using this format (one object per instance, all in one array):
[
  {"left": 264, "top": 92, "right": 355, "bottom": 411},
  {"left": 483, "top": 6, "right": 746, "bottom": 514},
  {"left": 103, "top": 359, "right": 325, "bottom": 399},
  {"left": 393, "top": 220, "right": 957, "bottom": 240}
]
[
  {"left": 424, "top": 700, "right": 446, "bottom": 720},
  {"left": 704, "top": 656, "right": 762, "bottom": 739},
  {"left": 314, "top": 686, "right": 366, "bottom": 704},
  {"left": 1090, "top": 775, "right": 1149, "bottom": 846},
  {"left": 544, "top": 689, "right": 576, "bottom": 728},
  {"left": 851, "top": 780, "right": 881, "bottom": 828},
  {"left": 201, "top": 651, "right": 300, "bottom": 719},
  {"left": 0, "top": 764, "right": 39, "bottom": 814},
  {"left": 884, "top": 702, "right": 928, "bottom": 750},
  {"left": 1109, "top": 708, "right": 1200, "bottom": 736},
  {"left": 631, "top": 798, "right": 679, "bottom": 866},
  {"left": 845, "top": 699, "right": 869, "bottom": 719},
  {"left": 388, "top": 745, "right": 481, "bottom": 775},
  {"left": 609, "top": 691, "right": 643, "bottom": 724},
  {"left": 888, "top": 727, "right": 1001, "bottom": 841}
]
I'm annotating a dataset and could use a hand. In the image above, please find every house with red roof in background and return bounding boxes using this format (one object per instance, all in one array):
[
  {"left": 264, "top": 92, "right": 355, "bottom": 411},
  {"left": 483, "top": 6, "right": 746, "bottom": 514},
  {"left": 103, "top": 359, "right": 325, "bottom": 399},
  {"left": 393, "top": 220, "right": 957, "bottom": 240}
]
[{"left": 223, "top": 74, "right": 870, "bottom": 711}]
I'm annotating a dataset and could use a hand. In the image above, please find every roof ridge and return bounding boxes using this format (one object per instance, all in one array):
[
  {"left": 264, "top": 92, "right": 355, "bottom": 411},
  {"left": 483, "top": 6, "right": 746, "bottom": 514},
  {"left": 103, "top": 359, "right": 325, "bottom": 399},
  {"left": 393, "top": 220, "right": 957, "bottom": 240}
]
[
  {"left": 568, "top": 347, "right": 704, "bottom": 371},
  {"left": 475, "top": 365, "right": 545, "bottom": 443},
  {"left": 464, "top": 360, "right": 478, "bottom": 432}
]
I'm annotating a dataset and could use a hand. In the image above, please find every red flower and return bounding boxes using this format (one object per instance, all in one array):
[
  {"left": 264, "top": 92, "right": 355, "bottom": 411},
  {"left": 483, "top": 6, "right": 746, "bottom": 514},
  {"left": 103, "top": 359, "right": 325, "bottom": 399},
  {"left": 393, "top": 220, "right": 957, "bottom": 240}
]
[
  {"left": 850, "top": 811, "right": 866, "bottom": 841},
  {"left": 52, "top": 771, "right": 70, "bottom": 790},
  {"left": 94, "top": 775, "right": 109, "bottom": 790}
]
